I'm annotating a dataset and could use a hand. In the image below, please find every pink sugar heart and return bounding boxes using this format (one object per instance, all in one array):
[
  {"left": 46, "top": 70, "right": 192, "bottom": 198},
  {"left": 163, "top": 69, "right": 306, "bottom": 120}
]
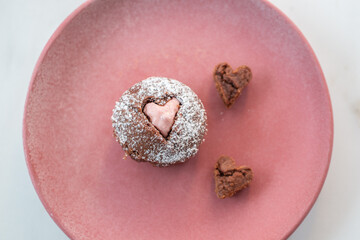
[{"left": 143, "top": 98, "right": 180, "bottom": 137}]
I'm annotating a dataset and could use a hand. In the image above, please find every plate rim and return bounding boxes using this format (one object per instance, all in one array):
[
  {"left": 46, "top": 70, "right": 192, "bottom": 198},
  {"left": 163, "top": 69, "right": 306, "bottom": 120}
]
[
  {"left": 23, "top": 1, "right": 94, "bottom": 240},
  {"left": 264, "top": 0, "right": 334, "bottom": 238},
  {"left": 22, "top": 0, "right": 334, "bottom": 239}
]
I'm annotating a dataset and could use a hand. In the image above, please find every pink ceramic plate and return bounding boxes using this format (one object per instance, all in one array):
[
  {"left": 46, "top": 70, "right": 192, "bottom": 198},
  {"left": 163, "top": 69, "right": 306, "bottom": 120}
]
[{"left": 23, "top": 0, "right": 333, "bottom": 239}]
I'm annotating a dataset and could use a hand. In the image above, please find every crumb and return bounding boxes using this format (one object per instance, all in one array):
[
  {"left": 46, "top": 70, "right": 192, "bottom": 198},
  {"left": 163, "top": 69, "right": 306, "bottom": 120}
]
[
  {"left": 213, "top": 63, "right": 252, "bottom": 108},
  {"left": 214, "top": 156, "right": 253, "bottom": 199}
]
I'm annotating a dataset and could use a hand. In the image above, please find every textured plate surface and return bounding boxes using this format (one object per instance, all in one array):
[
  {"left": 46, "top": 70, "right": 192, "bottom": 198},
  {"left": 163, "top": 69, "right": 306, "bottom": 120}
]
[{"left": 23, "top": 0, "right": 333, "bottom": 239}]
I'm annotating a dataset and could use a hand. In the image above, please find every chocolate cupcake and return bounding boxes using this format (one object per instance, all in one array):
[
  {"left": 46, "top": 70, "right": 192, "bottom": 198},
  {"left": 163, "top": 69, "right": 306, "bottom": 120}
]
[{"left": 111, "top": 77, "right": 207, "bottom": 167}]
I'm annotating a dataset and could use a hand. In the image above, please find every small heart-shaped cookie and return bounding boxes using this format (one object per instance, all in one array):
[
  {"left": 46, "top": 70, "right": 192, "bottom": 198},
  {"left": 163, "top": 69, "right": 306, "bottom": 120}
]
[
  {"left": 214, "top": 156, "right": 253, "bottom": 199},
  {"left": 143, "top": 98, "right": 180, "bottom": 137},
  {"left": 213, "top": 63, "right": 252, "bottom": 108}
]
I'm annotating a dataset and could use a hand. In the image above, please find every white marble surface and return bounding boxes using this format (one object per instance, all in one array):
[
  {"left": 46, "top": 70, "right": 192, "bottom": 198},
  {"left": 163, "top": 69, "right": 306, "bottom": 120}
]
[{"left": 0, "top": 0, "right": 359, "bottom": 239}]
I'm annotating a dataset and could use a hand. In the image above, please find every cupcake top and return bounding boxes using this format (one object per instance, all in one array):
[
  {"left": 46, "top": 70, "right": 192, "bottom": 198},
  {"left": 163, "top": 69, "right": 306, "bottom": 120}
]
[{"left": 111, "top": 77, "right": 207, "bottom": 166}]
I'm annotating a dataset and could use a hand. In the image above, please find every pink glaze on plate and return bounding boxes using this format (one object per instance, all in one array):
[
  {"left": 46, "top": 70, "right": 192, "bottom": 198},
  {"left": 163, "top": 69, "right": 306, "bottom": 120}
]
[{"left": 23, "top": 0, "right": 333, "bottom": 239}]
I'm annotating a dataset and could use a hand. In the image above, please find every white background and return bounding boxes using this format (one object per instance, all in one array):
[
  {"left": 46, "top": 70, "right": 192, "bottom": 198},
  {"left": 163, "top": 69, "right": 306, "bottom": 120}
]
[{"left": 1, "top": 0, "right": 359, "bottom": 239}]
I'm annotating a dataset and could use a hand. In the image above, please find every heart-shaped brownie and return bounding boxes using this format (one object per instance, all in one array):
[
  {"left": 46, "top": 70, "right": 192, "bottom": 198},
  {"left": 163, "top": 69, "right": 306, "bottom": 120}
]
[
  {"left": 214, "top": 156, "right": 253, "bottom": 199},
  {"left": 143, "top": 98, "right": 180, "bottom": 137},
  {"left": 213, "top": 63, "right": 252, "bottom": 108}
]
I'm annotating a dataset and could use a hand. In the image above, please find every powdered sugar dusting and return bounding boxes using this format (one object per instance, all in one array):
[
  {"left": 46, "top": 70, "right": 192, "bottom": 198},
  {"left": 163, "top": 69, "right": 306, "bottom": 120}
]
[{"left": 111, "top": 77, "right": 207, "bottom": 166}]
